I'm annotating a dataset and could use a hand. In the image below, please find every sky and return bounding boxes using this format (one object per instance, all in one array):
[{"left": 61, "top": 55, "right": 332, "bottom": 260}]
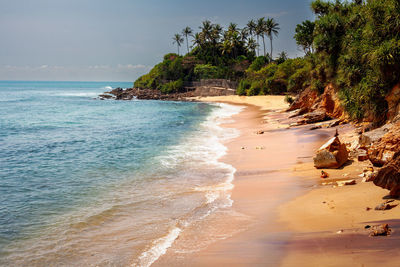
[{"left": 0, "top": 0, "right": 314, "bottom": 82}]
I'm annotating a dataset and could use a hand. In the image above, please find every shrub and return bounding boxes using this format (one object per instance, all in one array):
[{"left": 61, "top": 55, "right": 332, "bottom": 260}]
[
  {"left": 237, "top": 79, "right": 251, "bottom": 95},
  {"left": 194, "top": 64, "right": 220, "bottom": 79},
  {"left": 284, "top": 95, "right": 294, "bottom": 104},
  {"left": 248, "top": 56, "right": 269, "bottom": 72}
]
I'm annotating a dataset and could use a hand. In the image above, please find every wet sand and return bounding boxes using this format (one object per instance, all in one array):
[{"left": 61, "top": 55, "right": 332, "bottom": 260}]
[
  {"left": 156, "top": 95, "right": 400, "bottom": 266},
  {"left": 155, "top": 96, "right": 326, "bottom": 266}
]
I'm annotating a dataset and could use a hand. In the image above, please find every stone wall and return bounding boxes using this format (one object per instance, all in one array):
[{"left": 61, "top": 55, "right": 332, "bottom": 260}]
[
  {"left": 193, "top": 87, "right": 236, "bottom": 96},
  {"left": 186, "top": 79, "right": 238, "bottom": 89},
  {"left": 184, "top": 79, "right": 237, "bottom": 96}
]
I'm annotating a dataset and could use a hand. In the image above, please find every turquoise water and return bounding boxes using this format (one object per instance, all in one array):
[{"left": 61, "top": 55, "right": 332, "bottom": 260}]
[{"left": 0, "top": 81, "right": 242, "bottom": 266}]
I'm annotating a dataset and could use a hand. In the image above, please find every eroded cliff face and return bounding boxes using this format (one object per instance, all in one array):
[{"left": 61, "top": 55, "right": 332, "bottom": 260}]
[
  {"left": 288, "top": 83, "right": 347, "bottom": 120},
  {"left": 386, "top": 83, "right": 400, "bottom": 122}
]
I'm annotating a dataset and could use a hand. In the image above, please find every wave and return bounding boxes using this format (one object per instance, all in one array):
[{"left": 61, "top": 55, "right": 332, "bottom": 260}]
[
  {"left": 56, "top": 92, "right": 100, "bottom": 97},
  {"left": 134, "top": 103, "right": 243, "bottom": 266},
  {"left": 134, "top": 227, "right": 181, "bottom": 267}
]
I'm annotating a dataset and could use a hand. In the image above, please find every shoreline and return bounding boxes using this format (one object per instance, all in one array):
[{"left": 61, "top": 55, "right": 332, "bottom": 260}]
[
  {"left": 156, "top": 95, "right": 400, "bottom": 266},
  {"left": 154, "top": 95, "right": 327, "bottom": 265}
]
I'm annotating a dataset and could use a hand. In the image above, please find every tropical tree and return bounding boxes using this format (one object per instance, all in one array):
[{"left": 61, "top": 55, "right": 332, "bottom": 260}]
[
  {"left": 247, "top": 38, "right": 258, "bottom": 54},
  {"left": 182, "top": 26, "right": 193, "bottom": 54},
  {"left": 199, "top": 20, "right": 214, "bottom": 43},
  {"left": 276, "top": 51, "right": 288, "bottom": 63},
  {"left": 172, "top": 33, "right": 184, "bottom": 55},
  {"left": 256, "top": 17, "right": 267, "bottom": 56},
  {"left": 265, "top": 18, "right": 280, "bottom": 59},
  {"left": 294, "top": 20, "right": 315, "bottom": 54},
  {"left": 246, "top": 19, "right": 256, "bottom": 38}
]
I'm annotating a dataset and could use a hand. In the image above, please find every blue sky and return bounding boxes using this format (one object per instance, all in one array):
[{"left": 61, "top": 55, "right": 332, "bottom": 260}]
[{"left": 0, "top": 0, "right": 314, "bottom": 81}]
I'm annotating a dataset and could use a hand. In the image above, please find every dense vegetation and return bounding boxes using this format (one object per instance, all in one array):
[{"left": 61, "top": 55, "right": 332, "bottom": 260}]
[
  {"left": 134, "top": 17, "right": 290, "bottom": 93},
  {"left": 302, "top": 0, "right": 400, "bottom": 120},
  {"left": 135, "top": 0, "right": 400, "bottom": 121}
]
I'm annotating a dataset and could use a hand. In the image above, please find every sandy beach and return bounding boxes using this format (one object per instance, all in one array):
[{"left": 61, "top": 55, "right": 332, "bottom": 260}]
[{"left": 155, "top": 95, "right": 400, "bottom": 266}]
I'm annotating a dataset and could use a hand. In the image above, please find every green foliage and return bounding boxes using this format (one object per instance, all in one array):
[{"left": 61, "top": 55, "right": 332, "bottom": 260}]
[
  {"left": 237, "top": 79, "right": 251, "bottom": 95},
  {"left": 294, "top": 20, "right": 315, "bottom": 54},
  {"left": 160, "top": 79, "right": 184, "bottom": 94},
  {"left": 240, "top": 57, "right": 309, "bottom": 95},
  {"left": 194, "top": 64, "right": 221, "bottom": 79},
  {"left": 248, "top": 56, "right": 269, "bottom": 71},
  {"left": 306, "top": 0, "right": 400, "bottom": 120}
]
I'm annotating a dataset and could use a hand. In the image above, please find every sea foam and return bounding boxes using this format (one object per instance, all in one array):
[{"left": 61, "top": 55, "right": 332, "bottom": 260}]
[{"left": 134, "top": 103, "right": 243, "bottom": 266}]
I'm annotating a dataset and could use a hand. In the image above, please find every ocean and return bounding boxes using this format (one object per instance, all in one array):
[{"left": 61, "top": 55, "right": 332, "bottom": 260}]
[{"left": 0, "top": 81, "right": 245, "bottom": 266}]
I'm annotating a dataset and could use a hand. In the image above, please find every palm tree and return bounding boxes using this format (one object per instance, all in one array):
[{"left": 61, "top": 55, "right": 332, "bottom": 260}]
[
  {"left": 265, "top": 18, "right": 280, "bottom": 60},
  {"left": 182, "top": 26, "right": 193, "bottom": 54},
  {"left": 200, "top": 20, "right": 213, "bottom": 43},
  {"left": 172, "top": 33, "right": 184, "bottom": 55},
  {"left": 192, "top": 32, "right": 204, "bottom": 49},
  {"left": 247, "top": 38, "right": 258, "bottom": 54},
  {"left": 256, "top": 17, "right": 266, "bottom": 57},
  {"left": 212, "top": 24, "right": 223, "bottom": 44},
  {"left": 246, "top": 19, "right": 256, "bottom": 38}
]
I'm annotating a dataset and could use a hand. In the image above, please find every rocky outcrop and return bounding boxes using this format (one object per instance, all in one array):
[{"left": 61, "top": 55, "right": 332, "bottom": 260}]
[
  {"left": 100, "top": 87, "right": 196, "bottom": 101},
  {"left": 287, "top": 86, "right": 318, "bottom": 112},
  {"left": 288, "top": 83, "right": 347, "bottom": 120},
  {"left": 386, "top": 83, "right": 400, "bottom": 121},
  {"left": 313, "top": 136, "right": 349, "bottom": 169},
  {"left": 297, "top": 110, "right": 331, "bottom": 124},
  {"left": 373, "top": 151, "right": 400, "bottom": 197},
  {"left": 368, "top": 122, "right": 400, "bottom": 167}
]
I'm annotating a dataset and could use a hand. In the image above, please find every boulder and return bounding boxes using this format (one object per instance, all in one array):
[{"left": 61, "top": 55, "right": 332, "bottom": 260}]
[
  {"left": 370, "top": 224, "right": 391, "bottom": 236},
  {"left": 313, "top": 136, "right": 349, "bottom": 169},
  {"left": 375, "top": 200, "right": 398, "bottom": 211},
  {"left": 373, "top": 151, "right": 400, "bottom": 197},
  {"left": 298, "top": 110, "right": 331, "bottom": 125},
  {"left": 368, "top": 122, "right": 400, "bottom": 167}
]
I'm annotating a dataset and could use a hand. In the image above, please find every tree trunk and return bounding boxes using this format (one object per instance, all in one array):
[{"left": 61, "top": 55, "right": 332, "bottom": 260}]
[
  {"left": 186, "top": 35, "right": 189, "bottom": 54},
  {"left": 256, "top": 36, "right": 259, "bottom": 57},
  {"left": 270, "top": 36, "right": 273, "bottom": 60},
  {"left": 262, "top": 36, "right": 266, "bottom": 57}
]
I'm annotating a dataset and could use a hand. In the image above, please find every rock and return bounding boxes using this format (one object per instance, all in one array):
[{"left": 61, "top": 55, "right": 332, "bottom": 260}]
[
  {"left": 373, "top": 151, "right": 400, "bottom": 196},
  {"left": 369, "top": 224, "right": 391, "bottom": 236},
  {"left": 321, "top": 170, "right": 329, "bottom": 178},
  {"left": 358, "top": 150, "right": 369, "bottom": 161},
  {"left": 310, "top": 125, "right": 322, "bottom": 130},
  {"left": 102, "top": 87, "right": 197, "bottom": 101},
  {"left": 375, "top": 200, "right": 398, "bottom": 210},
  {"left": 328, "top": 119, "right": 341, "bottom": 128},
  {"left": 98, "top": 94, "right": 114, "bottom": 99},
  {"left": 337, "top": 179, "right": 356, "bottom": 186},
  {"left": 287, "top": 86, "right": 318, "bottom": 112},
  {"left": 298, "top": 110, "right": 331, "bottom": 125},
  {"left": 367, "top": 122, "right": 399, "bottom": 167},
  {"left": 313, "top": 136, "right": 349, "bottom": 169},
  {"left": 386, "top": 83, "right": 400, "bottom": 121},
  {"left": 362, "top": 171, "right": 377, "bottom": 182},
  {"left": 256, "top": 130, "right": 264, "bottom": 135}
]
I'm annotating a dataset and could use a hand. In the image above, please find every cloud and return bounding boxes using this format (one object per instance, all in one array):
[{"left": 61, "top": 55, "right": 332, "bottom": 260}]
[
  {"left": 0, "top": 64, "right": 151, "bottom": 81},
  {"left": 261, "top": 11, "right": 289, "bottom": 18}
]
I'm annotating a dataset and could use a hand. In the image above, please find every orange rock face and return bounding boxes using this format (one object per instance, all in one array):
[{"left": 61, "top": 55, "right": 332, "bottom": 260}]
[
  {"left": 373, "top": 151, "right": 400, "bottom": 197},
  {"left": 288, "top": 83, "right": 347, "bottom": 120},
  {"left": 368, "top": 122, "right": 400, "bottom": 167},
  {"left": 385, "top": 83, "right": 400, "bottom": 121}
]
